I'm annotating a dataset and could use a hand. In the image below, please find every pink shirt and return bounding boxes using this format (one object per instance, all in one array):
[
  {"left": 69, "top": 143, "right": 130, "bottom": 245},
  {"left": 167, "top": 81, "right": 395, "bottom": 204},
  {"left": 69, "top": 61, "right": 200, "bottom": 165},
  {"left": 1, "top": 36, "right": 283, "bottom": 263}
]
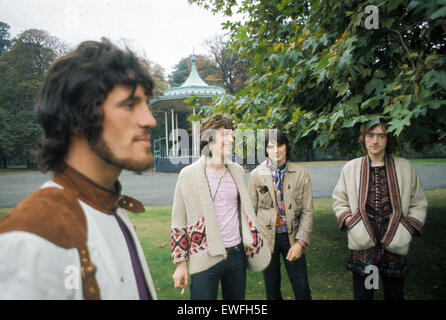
[{"left": 207, "top": 172, "right": 242, "bottom": 248}]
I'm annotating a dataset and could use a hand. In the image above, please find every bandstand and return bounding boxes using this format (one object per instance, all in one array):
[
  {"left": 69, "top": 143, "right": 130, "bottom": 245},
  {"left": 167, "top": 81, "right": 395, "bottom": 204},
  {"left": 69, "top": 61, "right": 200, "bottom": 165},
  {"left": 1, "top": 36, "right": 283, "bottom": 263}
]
[{"left": 150, "top": 55, "right": 225, "bottom": 172}]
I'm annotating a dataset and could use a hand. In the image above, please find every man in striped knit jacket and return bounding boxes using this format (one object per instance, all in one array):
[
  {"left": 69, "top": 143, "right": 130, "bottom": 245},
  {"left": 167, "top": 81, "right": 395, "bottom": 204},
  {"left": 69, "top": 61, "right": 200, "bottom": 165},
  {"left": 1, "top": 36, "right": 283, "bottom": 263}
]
[{"left": 332, "top": 120, "right": 427, "bottom": 300}]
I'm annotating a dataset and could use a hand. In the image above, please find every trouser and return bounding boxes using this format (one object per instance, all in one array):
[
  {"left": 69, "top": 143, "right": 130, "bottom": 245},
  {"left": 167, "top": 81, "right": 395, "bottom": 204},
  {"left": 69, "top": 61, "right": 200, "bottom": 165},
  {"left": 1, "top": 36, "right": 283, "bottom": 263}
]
[
  {"left": 263, "top": 233, "right": 312, "bottom": 300},
  {"left": 190, "top": 243, "right": 246, "bottom": 300},
  {"left": 352, "top": 272, "right": 405, "bottom": 300}
]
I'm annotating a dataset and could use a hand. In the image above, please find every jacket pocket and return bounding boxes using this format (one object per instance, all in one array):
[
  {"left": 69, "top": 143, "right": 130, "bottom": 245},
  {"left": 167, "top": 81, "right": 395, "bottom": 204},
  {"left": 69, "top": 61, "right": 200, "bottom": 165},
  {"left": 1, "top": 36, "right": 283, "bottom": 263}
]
[
  {"left": 257, "top": 209, "right": 275, "bottom": 232},
  {"left": 186, "top": 216, "right": 207, "bottom": 255},
  {"left": 385, "top": 222, "right": 412, "bottom": 256},
  {"left": 292, "top": 190, "right": 303, "bottom": 211},
  {"left": 345, "top": 208, "right": 361, "bottom": 230},
  {"left": 258, "top": 188, "right": 273, "bottom": 209},
  {"left": 347, "top": 218, "right": 375, "bottom": 251},
  {"left": 400, "top": 215, "right": 415, "bottom": 235}
]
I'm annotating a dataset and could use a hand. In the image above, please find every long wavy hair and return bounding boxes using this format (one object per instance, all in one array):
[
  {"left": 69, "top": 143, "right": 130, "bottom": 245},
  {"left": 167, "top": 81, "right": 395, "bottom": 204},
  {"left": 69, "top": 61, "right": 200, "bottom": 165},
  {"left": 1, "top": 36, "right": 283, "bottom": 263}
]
[
  {"left": 358, "top": 121, "right": 396, "bottom": 156},
  {"left": 34, "top": 38, "right": 154, "bottom": 173}
]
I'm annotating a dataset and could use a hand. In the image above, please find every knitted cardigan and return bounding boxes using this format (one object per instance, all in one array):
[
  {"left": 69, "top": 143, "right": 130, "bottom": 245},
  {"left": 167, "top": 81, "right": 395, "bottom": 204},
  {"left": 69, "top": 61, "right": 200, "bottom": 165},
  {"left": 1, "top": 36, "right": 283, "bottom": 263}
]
[
  {"left": 171, "top": 156, "right": 270, "bottom": 275},
  {"left": 332, "top": 156, "right": 427, "bottom": 255}
]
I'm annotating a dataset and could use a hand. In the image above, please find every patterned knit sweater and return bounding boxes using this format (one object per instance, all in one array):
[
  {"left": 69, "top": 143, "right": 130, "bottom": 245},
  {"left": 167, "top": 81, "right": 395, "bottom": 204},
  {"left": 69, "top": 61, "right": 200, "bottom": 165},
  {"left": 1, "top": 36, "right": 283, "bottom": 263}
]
[{"left": 171, "top": 156, "right": 269, "bottom": 275}]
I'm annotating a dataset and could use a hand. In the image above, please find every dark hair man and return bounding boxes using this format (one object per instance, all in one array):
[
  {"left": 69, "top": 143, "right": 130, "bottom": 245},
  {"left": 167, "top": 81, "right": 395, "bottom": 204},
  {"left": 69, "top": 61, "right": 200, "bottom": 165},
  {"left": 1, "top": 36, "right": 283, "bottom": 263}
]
[
  {"left": 0, "top": 38, "right": 158, "bottom": 299},
  {"left": 248, "top": 129, "right": 313, "bottom": 300},
  {"left": 332, "top": 121, "right": 427, "bottom": 300}
]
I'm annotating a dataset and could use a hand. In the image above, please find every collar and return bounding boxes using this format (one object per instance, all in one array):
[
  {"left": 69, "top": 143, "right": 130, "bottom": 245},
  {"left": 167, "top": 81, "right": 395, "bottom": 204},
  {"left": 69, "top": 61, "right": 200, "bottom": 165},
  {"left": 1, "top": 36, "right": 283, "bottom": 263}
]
[
  {"left": 53, "top": 165, "right": 144, "bottom": 214},
  {"left": 267, "top": 158, "right": 288, "bottom": 173}
]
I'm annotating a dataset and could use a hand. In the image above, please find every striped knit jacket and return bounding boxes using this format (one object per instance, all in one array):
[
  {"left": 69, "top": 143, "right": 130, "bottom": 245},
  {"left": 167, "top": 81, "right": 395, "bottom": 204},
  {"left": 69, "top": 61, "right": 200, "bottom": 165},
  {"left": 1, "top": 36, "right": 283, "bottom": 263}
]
[
  {"left": 171, "top": 156, "right": 271, "bottom": 275},
  {"left": 332, "top": 156, "right": 427, "bottom": 256}
]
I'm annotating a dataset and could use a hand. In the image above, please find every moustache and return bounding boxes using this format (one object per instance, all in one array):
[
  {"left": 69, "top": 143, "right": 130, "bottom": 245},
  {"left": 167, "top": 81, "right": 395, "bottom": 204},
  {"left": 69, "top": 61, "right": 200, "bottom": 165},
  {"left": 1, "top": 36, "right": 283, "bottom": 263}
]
[{"left": 133, "top": 128, "right": 151, "bottom": 142}]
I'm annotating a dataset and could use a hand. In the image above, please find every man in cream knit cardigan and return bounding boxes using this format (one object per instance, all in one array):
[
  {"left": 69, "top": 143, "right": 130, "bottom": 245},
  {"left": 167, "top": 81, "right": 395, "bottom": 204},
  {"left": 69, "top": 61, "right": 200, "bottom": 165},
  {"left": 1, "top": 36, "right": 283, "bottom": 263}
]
[
  {"left": 170, "top": 115, "right": 270, "bottom": 300},
  {"left": 332, "top": 121, "right": 427, "bottom": 300}
]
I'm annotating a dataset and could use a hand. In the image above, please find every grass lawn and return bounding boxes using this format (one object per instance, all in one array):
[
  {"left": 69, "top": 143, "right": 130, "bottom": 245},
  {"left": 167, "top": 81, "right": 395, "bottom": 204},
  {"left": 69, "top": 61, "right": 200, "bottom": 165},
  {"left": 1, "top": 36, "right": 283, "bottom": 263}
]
[
  {"left": 409, "top": 158, "right": 446, "bottom": 166},
  {"left": 1, "top": 189, "right": 445, "bottom": 300},
  {"left": 116, "top": 189, "right": 446, "bottom": 300},
  {"left": 0, "top": 168, "right": 39, "bottom": 175}
]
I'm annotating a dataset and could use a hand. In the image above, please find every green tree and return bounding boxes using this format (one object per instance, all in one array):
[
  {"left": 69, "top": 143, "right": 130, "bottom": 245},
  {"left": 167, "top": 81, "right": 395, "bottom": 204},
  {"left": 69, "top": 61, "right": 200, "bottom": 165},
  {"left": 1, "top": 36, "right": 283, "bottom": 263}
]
[
  {"left": 0, "top": 107, "right": 13, "bottom": 168},
  {"left": 205, "top": 34, "right": 249, "bottom": 94},
  {"left": 190, "top": 0, "right": 446, "bottom": 159},
  {"left": 0, "top": 22, "right": 12, "bottom": 56},
  {"left": 0, "top": 29, "right": 68, "bottom": 168}
]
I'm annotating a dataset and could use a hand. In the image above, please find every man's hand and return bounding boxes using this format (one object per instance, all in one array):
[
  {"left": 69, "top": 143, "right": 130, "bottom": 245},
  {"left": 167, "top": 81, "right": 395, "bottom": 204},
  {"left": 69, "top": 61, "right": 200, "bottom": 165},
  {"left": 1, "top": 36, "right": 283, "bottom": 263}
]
[
  {"left": 172, "top": 261, "right": 188, "bottom": 289},
  {"left": 286, "top": 243, "right": 304, "bottom": 262}
]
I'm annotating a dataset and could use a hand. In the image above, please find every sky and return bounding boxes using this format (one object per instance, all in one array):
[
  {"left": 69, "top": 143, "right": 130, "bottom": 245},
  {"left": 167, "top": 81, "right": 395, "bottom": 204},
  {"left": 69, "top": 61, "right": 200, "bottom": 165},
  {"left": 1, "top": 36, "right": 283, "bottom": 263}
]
[{"left": 0, "top": 0, "right": 232, "bottom": 76}]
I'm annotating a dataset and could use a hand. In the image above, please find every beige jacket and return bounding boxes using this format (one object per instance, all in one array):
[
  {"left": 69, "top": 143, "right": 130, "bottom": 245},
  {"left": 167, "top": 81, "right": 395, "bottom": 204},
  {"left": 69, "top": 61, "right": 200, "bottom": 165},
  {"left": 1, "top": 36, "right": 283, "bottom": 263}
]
[
  {"left": 171, "top": 156, "right": 270, "bottom": 275},
  {"left": 248, "top": 161, "right": 314, "bottom": 252},
  {"left": 332, "top": 156, "right": 428, "bottom": 255}
]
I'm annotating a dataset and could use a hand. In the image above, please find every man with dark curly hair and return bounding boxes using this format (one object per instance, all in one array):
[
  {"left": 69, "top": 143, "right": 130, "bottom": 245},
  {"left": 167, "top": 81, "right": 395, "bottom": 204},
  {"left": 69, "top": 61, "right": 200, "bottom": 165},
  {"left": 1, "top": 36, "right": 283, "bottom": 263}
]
[{"left": 0, "top": 38, "right": 158, "bottom": 299}]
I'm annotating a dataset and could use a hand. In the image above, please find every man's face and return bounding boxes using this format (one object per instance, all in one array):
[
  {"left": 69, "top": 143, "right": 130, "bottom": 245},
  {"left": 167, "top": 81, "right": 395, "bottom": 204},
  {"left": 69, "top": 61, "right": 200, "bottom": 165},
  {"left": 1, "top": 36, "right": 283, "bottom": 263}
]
[
  {"left": 210, "top": 127, "right": 233, "bottom": 161},
  {"left": 365, "top": 125, "right": 387, "bottom": 159},
  {"left": 266, "top": 141, "right": 287, "bottom": 167},
  {"left": 89, "top": 84, "right": 157, "bottom": 171}
]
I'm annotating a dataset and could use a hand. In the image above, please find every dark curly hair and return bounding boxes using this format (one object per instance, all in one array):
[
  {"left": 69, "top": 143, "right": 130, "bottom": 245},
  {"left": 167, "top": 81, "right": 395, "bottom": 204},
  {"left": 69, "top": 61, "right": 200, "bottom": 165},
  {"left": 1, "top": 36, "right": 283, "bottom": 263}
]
[
  {"left": 34, "top": 38, "right": 154, "bottom": 173},
  {"left": 264, "top": 129, "right": 292, "bottom": 161}
]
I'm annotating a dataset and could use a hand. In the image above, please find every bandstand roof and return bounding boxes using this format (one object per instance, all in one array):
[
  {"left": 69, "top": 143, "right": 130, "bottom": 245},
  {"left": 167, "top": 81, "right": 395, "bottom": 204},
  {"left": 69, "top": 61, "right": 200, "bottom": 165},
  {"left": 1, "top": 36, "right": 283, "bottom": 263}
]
[{"left": 150, "top": 55, "right": 225, "bottom": 112}]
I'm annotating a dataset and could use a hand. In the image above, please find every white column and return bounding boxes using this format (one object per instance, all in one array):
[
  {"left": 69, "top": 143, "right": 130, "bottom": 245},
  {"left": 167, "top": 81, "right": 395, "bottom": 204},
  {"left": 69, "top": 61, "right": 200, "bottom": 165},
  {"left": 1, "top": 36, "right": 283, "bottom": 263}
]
[
  {"left": 176, "top": 113, "right": 179, "bottom": 156},
  {"left": 192, "top": 108, "right": 196, "bottom": 156},
  {"left": 192, "top": 107, "right": 199, "bottom": 157},
  {"left": 164, "top": 111, "right": 168, "bottom": 158},
  {"left": 171, "top": 108, "right": 175, "bottom": 157}
]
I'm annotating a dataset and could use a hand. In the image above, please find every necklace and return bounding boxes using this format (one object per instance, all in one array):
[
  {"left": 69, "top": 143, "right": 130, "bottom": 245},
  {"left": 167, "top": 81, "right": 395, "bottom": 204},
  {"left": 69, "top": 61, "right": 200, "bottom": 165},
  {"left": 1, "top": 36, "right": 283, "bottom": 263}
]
[{"left": 205, "top": 167, "right": 228, "bottom": 202}]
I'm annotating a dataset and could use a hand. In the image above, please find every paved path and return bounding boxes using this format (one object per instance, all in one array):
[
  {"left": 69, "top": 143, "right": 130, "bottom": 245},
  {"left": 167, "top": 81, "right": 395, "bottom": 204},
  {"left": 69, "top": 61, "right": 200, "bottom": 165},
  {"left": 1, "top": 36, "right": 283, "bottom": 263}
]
[{"left": 1, "top": 164, "right": 445, "bottom": 208}]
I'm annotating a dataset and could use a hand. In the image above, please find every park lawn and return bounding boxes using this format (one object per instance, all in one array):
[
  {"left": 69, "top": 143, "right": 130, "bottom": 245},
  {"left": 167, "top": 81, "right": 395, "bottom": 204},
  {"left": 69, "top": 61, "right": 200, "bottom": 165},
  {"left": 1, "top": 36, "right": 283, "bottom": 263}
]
[
  {"left": 128, "top": 189, "right": 446, "bottom": 300},
  {"left": 0, "top": 189, "right": 445, "bottom": 300},
  {"left": 409, "top": 158, "right": 446, "bottom": 166}
]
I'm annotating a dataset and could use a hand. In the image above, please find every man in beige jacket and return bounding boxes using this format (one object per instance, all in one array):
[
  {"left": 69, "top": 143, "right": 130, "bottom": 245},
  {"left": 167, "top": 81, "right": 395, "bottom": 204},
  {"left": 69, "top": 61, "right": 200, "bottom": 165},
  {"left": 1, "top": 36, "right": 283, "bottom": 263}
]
[
  {"left": 248, "top": 129, "right": 313, "bottom": 300},
  {"left": 332, "top": 121, "right": 427, "bottom": 300}
]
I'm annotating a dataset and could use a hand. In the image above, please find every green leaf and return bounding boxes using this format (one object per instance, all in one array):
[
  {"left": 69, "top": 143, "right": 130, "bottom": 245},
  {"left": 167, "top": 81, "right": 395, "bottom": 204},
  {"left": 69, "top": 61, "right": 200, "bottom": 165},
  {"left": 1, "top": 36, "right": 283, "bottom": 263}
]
[
  {"left": 388, "top": 117, "right": 410, "bottom": 136},
  {"left": 329, "top": 109, "right": 344, "bottom": 127},
  {"left": 387, "top": 0, "right": 407, "bottom": 12},
  {"left": 427, "top": 100, "right": 446, "bottom": 110},
  {"left": 335, "top": 82, "right": 349, "bottom": 97},
  {"left": 184, "top": 96, "right": 197, "bottom": 104},
  {"left": 342, "top": 115, "right": 368, "bottom": 128},
  {"left": 364, "top": 78, "right": 384, "bottom": 95},
  {"left": 366, "top": 115, "right": 383, "bottom": 128},
  {"left": 277, "top": 0, "right": 293, "bottom": 11},
  {"left": 430, "top": 6, "right": 446, "bottom": 19},
  {"left": 421, "top": 70, "right": 446, "bottom": 89}
]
